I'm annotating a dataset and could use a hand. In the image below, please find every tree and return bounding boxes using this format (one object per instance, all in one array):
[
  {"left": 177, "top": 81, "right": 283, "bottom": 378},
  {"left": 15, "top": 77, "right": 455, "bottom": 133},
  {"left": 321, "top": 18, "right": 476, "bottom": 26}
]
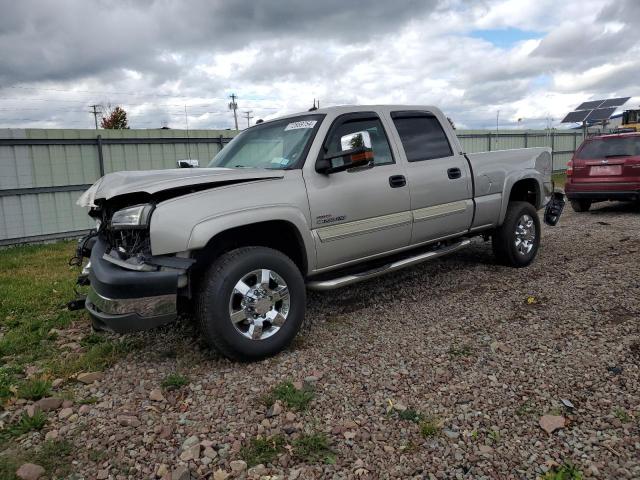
[{"left": 100, "top": 106, "right": 129, "bottom": 129}]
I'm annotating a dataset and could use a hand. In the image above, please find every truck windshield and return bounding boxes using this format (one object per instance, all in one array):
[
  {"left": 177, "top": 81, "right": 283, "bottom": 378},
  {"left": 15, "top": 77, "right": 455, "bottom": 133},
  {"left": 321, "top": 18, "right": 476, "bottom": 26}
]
[
  {"left": 208, "top": 114, "right": 323, "bottom": 169},
  {"left": 577, "top": 136, "right": 640, "bottom": 159}
]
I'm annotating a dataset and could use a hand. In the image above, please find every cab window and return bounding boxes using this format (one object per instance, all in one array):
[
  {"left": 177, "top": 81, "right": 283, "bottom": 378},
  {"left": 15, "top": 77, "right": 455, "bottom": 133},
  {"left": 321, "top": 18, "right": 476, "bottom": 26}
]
[{"left": 323, "top": 116, "right": 394, "bottom": 166}]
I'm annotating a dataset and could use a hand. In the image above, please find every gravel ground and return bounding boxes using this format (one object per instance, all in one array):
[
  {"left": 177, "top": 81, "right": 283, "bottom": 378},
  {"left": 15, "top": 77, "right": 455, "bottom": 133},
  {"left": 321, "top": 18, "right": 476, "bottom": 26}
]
[{"left": 8, "top": 202, "right": 640, "bottom": 479}]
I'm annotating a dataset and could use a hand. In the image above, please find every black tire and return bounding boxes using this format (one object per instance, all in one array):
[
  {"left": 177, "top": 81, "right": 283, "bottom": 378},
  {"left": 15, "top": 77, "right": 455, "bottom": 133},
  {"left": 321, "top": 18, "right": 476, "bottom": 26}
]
[
  {"left": 195, "top": 246, "right": 305, "bottom": 361},
  {"left": 492, "top": 201, "right": 541, "bottom": 268},
  {"left": 570, "top": 199, "right": 591, "bottom": 212}
]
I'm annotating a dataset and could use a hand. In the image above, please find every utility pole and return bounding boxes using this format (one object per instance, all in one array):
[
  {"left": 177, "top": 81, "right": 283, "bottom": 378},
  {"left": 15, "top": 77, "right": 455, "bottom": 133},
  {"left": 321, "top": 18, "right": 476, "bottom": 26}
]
[
  {"left": 228, "top": 93, "right": 239, "bottom": 130},
  {"left": 89, "top": 104, "right": 102, "bottom": 130},
  {"left": 243, "top": 110, "right": 253, "bottom": 128}
]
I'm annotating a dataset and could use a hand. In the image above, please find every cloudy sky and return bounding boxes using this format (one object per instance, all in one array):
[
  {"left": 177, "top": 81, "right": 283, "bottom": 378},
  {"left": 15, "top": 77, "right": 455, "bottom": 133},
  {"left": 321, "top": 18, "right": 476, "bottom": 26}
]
[{"left": 1, "top": 0, "right": 639, "bottom": 130}]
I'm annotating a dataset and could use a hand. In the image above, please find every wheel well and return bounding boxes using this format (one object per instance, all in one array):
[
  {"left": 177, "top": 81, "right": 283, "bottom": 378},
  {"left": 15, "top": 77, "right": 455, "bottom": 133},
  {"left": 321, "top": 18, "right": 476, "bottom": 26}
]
[
  {"left": 191, "top": 220, "right": 307, "bottom": 277},
  {"left": 509, "top": 179, "right": 539, "bottom": 207}
]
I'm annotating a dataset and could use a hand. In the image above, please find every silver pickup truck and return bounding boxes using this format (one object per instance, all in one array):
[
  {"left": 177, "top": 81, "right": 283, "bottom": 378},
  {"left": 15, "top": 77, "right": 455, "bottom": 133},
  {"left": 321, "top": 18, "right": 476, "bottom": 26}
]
[{"left": 75, "top": 105, "right": 564, "bottom": 360}]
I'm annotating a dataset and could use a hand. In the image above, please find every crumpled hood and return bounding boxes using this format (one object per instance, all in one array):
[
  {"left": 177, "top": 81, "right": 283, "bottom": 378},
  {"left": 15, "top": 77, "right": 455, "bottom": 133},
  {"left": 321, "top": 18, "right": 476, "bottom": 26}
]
[{"left": 77, "top": 168, "right": 284, "bottom": 207}]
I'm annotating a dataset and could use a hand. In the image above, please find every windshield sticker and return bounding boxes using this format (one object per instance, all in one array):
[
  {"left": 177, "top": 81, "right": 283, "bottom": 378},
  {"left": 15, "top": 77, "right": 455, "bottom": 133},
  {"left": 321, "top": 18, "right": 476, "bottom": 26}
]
[{"left": 284, "top": 120, "right": 317, "bottom": 131}]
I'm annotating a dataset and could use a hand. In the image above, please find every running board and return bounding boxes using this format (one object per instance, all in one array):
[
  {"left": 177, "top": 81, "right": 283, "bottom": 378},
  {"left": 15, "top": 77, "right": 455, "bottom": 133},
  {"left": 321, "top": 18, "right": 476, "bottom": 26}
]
[{"left": 307, "top": 239, "right": 471, "bottom": 291}]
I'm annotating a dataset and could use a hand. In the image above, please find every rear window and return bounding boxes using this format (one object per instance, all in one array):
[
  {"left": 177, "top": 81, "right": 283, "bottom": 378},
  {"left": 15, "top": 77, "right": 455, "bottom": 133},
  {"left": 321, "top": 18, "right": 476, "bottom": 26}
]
[{"left": 577, "top": 136, "right": 640, "bottom": 159}]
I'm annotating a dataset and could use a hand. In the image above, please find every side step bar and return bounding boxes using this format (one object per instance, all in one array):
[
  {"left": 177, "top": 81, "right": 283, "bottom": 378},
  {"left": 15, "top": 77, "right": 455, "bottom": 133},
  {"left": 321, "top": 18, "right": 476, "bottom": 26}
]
[{"left": 307, "top": 239, "right": 471, "bottom": 291}]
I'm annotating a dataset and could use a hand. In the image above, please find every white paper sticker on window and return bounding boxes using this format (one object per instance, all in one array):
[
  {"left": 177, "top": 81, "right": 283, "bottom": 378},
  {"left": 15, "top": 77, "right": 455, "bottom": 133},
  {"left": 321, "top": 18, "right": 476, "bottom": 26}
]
[{"left": 284, "top": 120, "right": 317, "bottom": 131}]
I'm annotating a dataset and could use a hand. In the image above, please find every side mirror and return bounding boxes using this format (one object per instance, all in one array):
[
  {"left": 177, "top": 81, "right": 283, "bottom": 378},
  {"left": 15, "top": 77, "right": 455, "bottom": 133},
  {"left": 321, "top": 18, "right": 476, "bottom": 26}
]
[
  {"left": 177, "top": 159, "right": 199, "bottom": 168},
  {"left": 316, "top": 131, "right": 374, "bottom": 174}
]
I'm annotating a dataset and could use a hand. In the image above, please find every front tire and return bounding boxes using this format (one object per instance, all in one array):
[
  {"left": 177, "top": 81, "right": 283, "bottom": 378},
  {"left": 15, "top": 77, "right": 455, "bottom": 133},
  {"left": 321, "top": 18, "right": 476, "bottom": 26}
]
[
  {"left": 195, "top": 247, "right": 306, "bottom": 361},
  {"left": 492, "top": 201, "right": 541, "bottom": 267},
  {"left": 570, "top": 199, "right": 591, "bottom": 212}
]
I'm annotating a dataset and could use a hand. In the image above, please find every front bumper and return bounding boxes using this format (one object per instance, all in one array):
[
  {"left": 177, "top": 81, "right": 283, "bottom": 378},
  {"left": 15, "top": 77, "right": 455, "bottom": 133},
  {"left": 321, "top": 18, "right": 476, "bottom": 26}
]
[{"left": 85, "top": 237, "right": 179, "bottom": 333}]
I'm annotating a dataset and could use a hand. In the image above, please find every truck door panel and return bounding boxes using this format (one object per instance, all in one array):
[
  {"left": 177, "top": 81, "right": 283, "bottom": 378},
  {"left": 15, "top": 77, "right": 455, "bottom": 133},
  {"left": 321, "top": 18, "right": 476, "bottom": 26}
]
[
  {"left": 390, "top": 111, "right": 473, "bottom": 244},
  {"left": 304, "top": 113, "right": 412, "bottom": 269}
]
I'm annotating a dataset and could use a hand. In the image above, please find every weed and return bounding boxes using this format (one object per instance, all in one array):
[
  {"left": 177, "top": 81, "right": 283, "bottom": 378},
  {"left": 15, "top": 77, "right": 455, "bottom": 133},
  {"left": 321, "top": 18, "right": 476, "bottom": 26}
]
[
  {"left": 0, "top": 411, "right": 47, "bottom": 445},
  {"left": 419, "top": 418, "right": 440, "bottom": 438},
  {"left": 488, "top": 429, "right": 500, "bottom": 443},
  {"left": 17, "top": 378, "right": 51, "bottom": 401},
  {"left": 88, "top": 448, "right": 108, "bottom": 463},
  {"left": 161, "top": 373, "right": 189, "bottom": 390},
  {"left": 398, "top": 408, "right": 424, "bottom": 423},
  {"left": 542, "top": 462, "right": 583, "bottom": 480},
  {"left": 448, "top": 343, "right": 472, "bottom": 357},
  {"left": 33, "top": 439, "right": 74, "bottom": 476},
  {"left": 613, "top": 408, "right": 631, "bottom": 423},
  {"left": 516, "top": 400, "right": 538, "bottom": 417},
  {"left": 0, "top": 453, "right": 19, "bottom": 480},
  {"left": 240, "top": 435, "right": 285, "bottom": 467},
  {"left": 292, "top": 433, "right": 335, "bottom": 464},
  {"left": 80, "top": 333, "right": 108, "bottom": 348},
  {"left": 263, "top": 381, "right": 314, "bottom": 411},
  {"left": 470, "top": 430, "right": 479, "bottom": 440},
  {"left": 0, "top": 366, "right": 21, "bottom": 401},
  {"left": 78, "top": 396, "right": 99, "bottom": 405}
]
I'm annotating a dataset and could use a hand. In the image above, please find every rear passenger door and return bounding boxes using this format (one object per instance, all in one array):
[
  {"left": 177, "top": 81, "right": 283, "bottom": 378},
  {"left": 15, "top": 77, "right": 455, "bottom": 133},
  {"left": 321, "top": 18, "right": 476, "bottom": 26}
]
[{"left": 390, "top": 111, "right": 474, "bottom": 245}]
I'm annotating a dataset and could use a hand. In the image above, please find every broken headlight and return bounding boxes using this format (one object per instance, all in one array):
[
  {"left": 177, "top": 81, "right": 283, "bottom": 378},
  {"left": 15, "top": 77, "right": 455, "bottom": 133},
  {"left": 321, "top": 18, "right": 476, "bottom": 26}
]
[{"left": 111, "top": 204, "right": 154, "bottom": 229}]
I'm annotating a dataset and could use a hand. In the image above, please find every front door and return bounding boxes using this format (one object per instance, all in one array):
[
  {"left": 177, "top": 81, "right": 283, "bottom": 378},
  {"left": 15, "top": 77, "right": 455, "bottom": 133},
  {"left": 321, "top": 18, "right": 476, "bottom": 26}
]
[
  {"left": 304, "top": 112, "right": 412, "bottom": 269},
  {"left": 390, "top": 111, "right": 473, "bottom": 244}
]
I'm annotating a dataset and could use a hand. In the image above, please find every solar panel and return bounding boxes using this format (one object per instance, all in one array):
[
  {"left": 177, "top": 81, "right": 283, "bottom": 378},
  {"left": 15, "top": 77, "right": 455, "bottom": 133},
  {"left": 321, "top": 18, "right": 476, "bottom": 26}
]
[
  {"left": 561, "top": 110, "right": 592, "bottom": 123},
  {"left": 584, "top": 107, "right": 617, "bottom": 122},
  {"left": 575, "top": 100, "right": 605, "bottom": 110},
  {"left": 598, "top": 97, "right": 630, "bottom": 108}
]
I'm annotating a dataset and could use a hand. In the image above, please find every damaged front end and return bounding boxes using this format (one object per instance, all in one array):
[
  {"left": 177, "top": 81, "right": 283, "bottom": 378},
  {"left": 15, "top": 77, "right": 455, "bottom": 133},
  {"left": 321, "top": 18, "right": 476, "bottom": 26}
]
[{"left": 70, "top": 197, "right": 194, "bottom": 333}]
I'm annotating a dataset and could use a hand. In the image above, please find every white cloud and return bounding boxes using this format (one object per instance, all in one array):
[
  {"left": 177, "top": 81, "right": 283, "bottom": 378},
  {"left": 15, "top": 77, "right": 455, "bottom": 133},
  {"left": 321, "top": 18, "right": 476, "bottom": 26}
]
[{"left": 0, "top": 0, "right": 638, "bottom": 130}]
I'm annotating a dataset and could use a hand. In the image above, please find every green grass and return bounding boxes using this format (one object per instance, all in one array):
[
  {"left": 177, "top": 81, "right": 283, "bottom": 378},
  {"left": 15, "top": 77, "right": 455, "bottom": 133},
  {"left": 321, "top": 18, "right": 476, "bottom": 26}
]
[
  {"left": 552, "top": 172, "right": 567, "bottom": 188},
  {"left": 262, "top": 381, "right": 314, "bottom": 411},
  {"left": 419, "top": 418, "right": 440, "bottom": 438},
  {"left": 32, "top": 439, "right": 74, "bottom": 476},
  {"left": 542, "top": 463, "right": 583, "bottom": 480},
  {"left": 397, "top": 408, "right": 424, "bottom": 423},
  {"left": 17, "top": 378, "right": 51, "bottom": 401},
  {"left": 161, "top": 373, "right": 189, "bottom": 390},
  {"left": 292, "top": 433, "right": 335, "bottom": 464},
  {"left": 613, "top": 408, "right": 631, "bottom": 423},
  {"left": 448, "top": 343, "right": 472, "bottom": 357},
  {"left": 0, "top": 242, "right": 144, "bottom": 404},
  {"left": 0, "top": 242, "right": 80, "bottom": 362},
  {"left": 240, "top": 435, "right": 285, "bottom": 467},
  {"left": 0, "top": 439, "right": 73, "bottom": 480},
  {"left": 0, "top": 411, "right": 47, "bottom": 445},
  {"left": 88, "top": 448, "right": 108, "bottom": 463}
]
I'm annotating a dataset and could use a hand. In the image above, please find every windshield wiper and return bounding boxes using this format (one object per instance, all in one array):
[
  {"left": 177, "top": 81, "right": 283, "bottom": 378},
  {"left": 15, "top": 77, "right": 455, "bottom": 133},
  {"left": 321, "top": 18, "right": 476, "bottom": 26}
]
[{"left": 605, "top": 154, "right": 632, "bottom": 158}]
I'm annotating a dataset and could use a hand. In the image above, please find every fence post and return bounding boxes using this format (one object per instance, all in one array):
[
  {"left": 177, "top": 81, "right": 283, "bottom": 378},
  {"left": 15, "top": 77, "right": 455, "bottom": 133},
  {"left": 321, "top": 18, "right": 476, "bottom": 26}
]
[
  {"left": 524, "top": 132, "right": 528, "bottom": 148},
  {"left": 487, "top": 133, "right": 491, "bottom": 152},
  {"left": 550, "top": 131, "right": 556, "bottom": 170},
  {"left": 573, "top": 132, "right": 578, "bottom": 152},
  {"left": 219, "top": 134, "right": 224, "bottom": 150},
  {"left": 96, "top": 134, "right": 105, "bottom": 177}
]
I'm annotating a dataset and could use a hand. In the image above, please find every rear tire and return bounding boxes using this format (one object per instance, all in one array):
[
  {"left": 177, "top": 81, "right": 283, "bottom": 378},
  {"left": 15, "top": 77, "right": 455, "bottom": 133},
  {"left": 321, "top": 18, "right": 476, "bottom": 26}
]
[
  {"left": 195, "top": 246, "right": 306, "bottom": 361},
  {"left": 492, "top": 201, "right": 541, "bottom": 268},
  {"left": 570, "top": 199, "right": 591, "bottom": 212}
]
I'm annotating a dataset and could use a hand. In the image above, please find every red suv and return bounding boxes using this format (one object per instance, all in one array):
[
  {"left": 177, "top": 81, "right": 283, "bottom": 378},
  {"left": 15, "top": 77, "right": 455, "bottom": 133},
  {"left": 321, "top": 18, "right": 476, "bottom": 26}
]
[{"left": 565, "top": 132, "right": 640, "bottom": 212}]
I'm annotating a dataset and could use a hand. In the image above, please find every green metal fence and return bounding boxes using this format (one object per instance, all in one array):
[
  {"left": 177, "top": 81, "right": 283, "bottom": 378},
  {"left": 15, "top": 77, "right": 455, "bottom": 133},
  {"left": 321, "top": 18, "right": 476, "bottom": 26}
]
[
  {"left": 0, "top": 127, "right": 589, "bottom": 246},
  {"left": 0, "top": 128, "right": 236, "bottom": 245}
]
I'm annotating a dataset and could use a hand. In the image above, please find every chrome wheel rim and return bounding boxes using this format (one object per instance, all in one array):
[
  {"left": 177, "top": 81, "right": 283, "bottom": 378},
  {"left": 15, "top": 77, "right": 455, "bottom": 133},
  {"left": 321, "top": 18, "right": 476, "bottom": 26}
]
[
  {"left": 515, "top": 214, "right": 536, "bottom": 255},
  {"left": 228, "top": 269, "right": 290, "bottom": 340}
]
